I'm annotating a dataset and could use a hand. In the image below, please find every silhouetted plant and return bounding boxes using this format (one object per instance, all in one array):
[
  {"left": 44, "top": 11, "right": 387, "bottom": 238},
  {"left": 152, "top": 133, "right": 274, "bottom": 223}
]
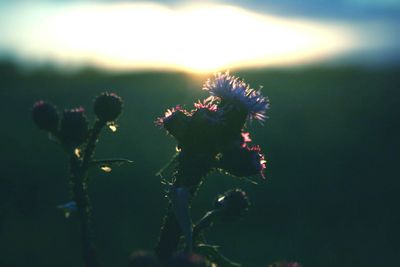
[
  {"left": 155, "top": 72, "right": 269, "bottom": 266},
  {"left": 32, "top": 92, "right": 131, "bottom": 267}
]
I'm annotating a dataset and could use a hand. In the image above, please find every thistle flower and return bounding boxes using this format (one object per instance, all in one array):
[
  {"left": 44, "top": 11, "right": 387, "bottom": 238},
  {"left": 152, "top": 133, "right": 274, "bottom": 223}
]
[
  {"left": 214, "top": 189, "right": 250, "bottom": 221},
  {"left": 186, "top": 106, "right": 222, "bottom": 151},
  {"left": 156, "top": 72, "right": 268, "bottom": 260},
  {"left": 156, "top": 106, "right": 191, "bottom": 143},
  {"left": 219, "top": 144, "right": 266, "bottom": 178},
  {"left": 156, "top": 104, "right": 222, "bottom": 151},
  {"left": 32, "top": 101, "right": 59, "bottom": 133},
  {"left": 193, "top": 98, "right": 218, "bottom": 112},
  {"left": 60, "top": 107, "right": 89, "bottom": 148},
  {"left": 93, "top": 92, "right": 123, "bottom": 122},
  {"left": 203, "top": 71, "right": 269, "bottom": 122}
]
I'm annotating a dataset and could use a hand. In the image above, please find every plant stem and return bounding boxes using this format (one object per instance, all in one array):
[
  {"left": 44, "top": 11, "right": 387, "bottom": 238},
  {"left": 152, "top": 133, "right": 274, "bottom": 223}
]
[
  {"left": 69, "top": 119, "right": 105, "bottom": 267},
  {"left": 155, "top": 151, "right": 215, "bottom": 261},
  {"left": 70, "top": 156, "right": 98, "bottom": 267},
  {"left": 82, "top": 120, "right": 105, "bottom": 170}
]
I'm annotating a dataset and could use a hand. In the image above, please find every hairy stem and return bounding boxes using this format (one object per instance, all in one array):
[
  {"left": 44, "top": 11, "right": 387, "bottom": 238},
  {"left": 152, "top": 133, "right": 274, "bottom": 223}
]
[
  {"left": 82, "top": 120, "right": 105, "bottom": 170},
  {"left": 69, "top": 119, "right": 105, "bottom": 267},
  {"left": 155, "top": 151, "right": 215, "bottom": 261},
  {"left": 70, "top": 156, "right": 98, "bottom": 267}
]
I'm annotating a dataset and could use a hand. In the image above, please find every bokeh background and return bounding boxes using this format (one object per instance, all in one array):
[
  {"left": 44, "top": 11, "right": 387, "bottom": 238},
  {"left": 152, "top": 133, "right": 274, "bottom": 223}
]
[{"left": 0, "top": 1, "right": 399, "bottom": 267}]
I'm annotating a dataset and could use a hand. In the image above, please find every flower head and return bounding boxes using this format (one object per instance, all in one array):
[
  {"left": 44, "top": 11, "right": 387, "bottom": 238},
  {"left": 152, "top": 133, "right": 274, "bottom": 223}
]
[
  {"left": 219, "top": 143, "right": 266, "bottom": 178},
  {"left": 203, "top": 71, "right": 269, "bottom": 122},
  {"left": 93, "top": 92, "right": 123, "bottom": 122},
  {"left": 193, "top": 97, "right": 217, "bottom": 112},
  {"left": 156, "top": 72, "right": 268, "bottom": 178},
  {"left": 214, "top": 189, "right": 250, "bottom": 221},
  {"left": 32, "top": 101, "right": 59, "bottom": 133},
  {"left": 60, "top": 107, "right": 89, "bottom": 148},
  {"left": 156, "top": 104, "right": 222, "bottom": 151},
  {"left": 156, "top": 106, "right": 191, "bottom": 143}
]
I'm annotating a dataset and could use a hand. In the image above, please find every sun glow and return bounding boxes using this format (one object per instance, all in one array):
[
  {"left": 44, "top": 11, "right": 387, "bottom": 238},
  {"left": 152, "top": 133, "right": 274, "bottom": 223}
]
[{"left": 2, "top": 3, "right": 356, "bottom": 72}]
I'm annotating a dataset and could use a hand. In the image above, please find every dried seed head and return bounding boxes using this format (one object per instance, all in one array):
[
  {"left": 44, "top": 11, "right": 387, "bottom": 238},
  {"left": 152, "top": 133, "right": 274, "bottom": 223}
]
[
  {"left": 32, "top": 101, "right": 59, "bottom": 132},
  {"left": 94, "top": 92, "right": 123, "bottom": 122}
]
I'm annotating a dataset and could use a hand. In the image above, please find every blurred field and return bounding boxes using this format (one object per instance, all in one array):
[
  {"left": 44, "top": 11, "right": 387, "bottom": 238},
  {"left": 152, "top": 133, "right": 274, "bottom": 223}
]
[{"left": 0, "top": 61, "right": 399, "bottom": 267}]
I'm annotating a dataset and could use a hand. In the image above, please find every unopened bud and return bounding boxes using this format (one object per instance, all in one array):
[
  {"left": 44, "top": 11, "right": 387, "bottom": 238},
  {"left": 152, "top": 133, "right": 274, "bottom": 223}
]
[
  {"left": 219, "top": 145, "right": 266, "bottom": 178},
  {"left": 32, "top": 101, "right": 59, "bottom": 132},
  {"left": 214, "top": 189, "right": 250, "bottom": 221},
  {"left": 94, "top": 92, "right": 123, "bottom": 122},
  {"left": 60, "top": 107, "right": 88, "bottom": 148}
]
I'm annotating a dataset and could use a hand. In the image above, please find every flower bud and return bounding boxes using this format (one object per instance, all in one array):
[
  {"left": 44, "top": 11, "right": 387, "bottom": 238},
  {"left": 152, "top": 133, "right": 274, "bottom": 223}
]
[
  {"left": 219, "top": 145, "right": 266, "bottom": 178},
  {"left": 32, "top": 101, "right": 59, "bottom": 132},
  {"left": 93, "top": 92, "right": 123, "bottom": 122},
  {"left": 167, "top": 252, "right": 209, "bottom": 267},
  {"left": 60, "top": 107, "right": 89, "bottom": 148},
  {"left": 185, "top": 107, "right": 221, "bottom": 150},
  {"left": 214, "top": 189, "right": 250, "bottom": 221},
  {"left": 156, "top": 107, "right": 190, "bottom": 143},
  {"left": 129, "top": 250, "right": 160, "bottom": 267}
]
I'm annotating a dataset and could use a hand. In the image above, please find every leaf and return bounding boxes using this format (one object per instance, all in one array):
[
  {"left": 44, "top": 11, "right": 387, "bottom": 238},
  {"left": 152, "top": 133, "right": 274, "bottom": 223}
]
[{"left": 196, "top": 244, "right": 241, "bottom": 267}]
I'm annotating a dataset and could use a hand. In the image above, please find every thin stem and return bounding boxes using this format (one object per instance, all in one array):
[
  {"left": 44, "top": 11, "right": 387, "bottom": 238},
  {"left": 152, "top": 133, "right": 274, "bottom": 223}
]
[{"left": 82, "top": 120, "right": 105, "bottom": 170}]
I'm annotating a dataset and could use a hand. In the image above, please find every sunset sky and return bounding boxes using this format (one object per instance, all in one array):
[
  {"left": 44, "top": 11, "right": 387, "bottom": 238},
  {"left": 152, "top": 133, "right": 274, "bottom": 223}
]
[{"left": 0, "top": 0, "right": 398, "bottom": 72}]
